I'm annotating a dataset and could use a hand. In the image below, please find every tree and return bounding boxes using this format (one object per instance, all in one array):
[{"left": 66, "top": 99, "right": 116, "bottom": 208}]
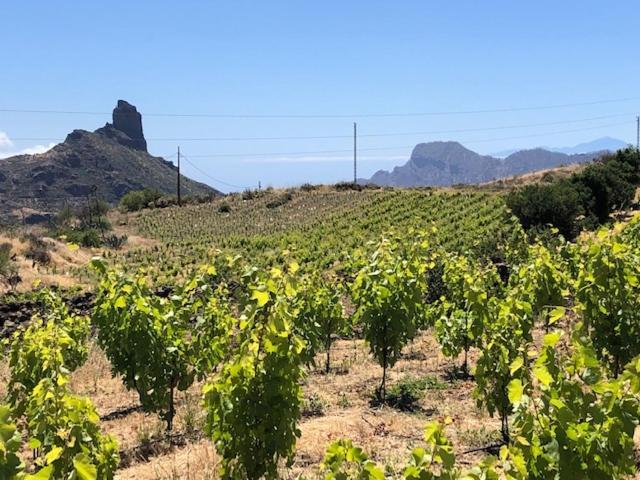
[
  {"left": 351, "top": 232, "right": 431, "bottom": 400},
  {"left": 572, "top": 228, "right": 640, "bottom": 376},
  {"left": 294, "top": 275, "right": 346, "bottom": 373},
  {"left": 203, "top": 262, "right": 306, "bottom": 479},
  {"left": 506, "top": 182, "right": 583, "bottom": 239},
  {"left": 7, "top": 289, "right": 90, "bottom": 415},
  {"left": 92, "top": 259, "right": 209, "bottom": 431},
  {"left": 119, "top": 188, "right": 163, "bottom": 212}
]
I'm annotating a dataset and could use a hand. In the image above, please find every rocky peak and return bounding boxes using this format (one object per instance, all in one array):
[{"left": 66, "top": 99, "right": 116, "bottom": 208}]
[{"left": 107, "top": 100, "right": 147, "bottom": 152}]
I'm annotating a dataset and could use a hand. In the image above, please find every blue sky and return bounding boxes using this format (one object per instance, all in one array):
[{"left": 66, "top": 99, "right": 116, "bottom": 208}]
[{"left": 1, "top": 1, "right": 639, "bottom": 192}]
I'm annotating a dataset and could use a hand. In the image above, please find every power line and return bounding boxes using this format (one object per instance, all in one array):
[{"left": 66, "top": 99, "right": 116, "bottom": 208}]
[
  {"left": 1, "top": 96, "right": 639, "bottom": 119},
  {"left": 6, "top": 112, "right": 636, "bottom": 143},
  {"left": 171, "top": 121, "right": 632, "bottom": 159},
  {"left": 2, "top": 120, "right": 631, "bottom": 163},
  {"left": 179, "top": 154, "right": 251, "bottom": 190}
]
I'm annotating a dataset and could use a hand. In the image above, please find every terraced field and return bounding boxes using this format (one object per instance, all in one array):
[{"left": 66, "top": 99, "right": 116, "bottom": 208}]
[{"left": 116, "top": 187, "right": 520, "bottom": 282}]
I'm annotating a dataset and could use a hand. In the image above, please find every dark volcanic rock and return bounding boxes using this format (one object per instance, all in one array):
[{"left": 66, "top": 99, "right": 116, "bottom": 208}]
[
  {"left": 65, "top": 184, "right": 94, "bottom": 196},
  {"left": 111, "top": 99, "right": 147, "bottom": 151},
  {"left": 0, "top": 293, "right": 95, "bottom": 339},
  {"left": 25, "top": 212, "right": 55, "bottom": 224}
]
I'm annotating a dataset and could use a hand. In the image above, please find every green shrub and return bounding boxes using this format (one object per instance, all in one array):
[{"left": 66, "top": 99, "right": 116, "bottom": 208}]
[
  {"left": 334, "top": 181, "right": 362, "bottom": 191},
  {"left": 506, "top": 181, "right": 584, "bottom": 239},
  {"left": 266, "top": 192, "right": 292, "bottom": 209},
  {"left": 62, "top": 229, "right": 102, "bottom": 248},
  {"left": 119, "top": 188, "right": 163, "bottom": 212},
  {"left": 385, "top": 375, "right": 446, "bottom": 411},
  {"left": 241, "top": 188, "right": 262, "bottom": 200},
  {"left": 507, "top": 148, "right": 640, "bottom": 239}
]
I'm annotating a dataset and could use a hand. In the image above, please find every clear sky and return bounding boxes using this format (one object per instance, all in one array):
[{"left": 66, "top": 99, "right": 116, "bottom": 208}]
[{"left": 1, "top": 1, "right": 639, "bottom": 192}]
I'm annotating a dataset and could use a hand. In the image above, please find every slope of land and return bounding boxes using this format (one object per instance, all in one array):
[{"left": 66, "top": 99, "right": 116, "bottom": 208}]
[
  {"left": 3, "top": 185, "right": 640, "bottom": 479},
  {"left": 477, "top": 163, "right": 586, "bottom": 190},
  {"left": 116, "top": 186, "right": 519, "bottom": 282}
]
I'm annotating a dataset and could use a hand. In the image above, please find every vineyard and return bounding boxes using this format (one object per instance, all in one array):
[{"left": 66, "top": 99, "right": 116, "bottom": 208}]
[
  {"left": 3, "top": 186, "right": 640, "bottom": 479},
  {"left": 111, "top": 188, "right": 520, "bottom": 281}
]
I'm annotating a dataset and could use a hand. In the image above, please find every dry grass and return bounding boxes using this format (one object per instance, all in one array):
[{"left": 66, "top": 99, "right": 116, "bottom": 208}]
[
  {"left": 478, "top": 163, "right": 585, "bottom": 191},
  {"left": 21, "top": 331, "right": 504, "bottom": 478},
  {"left": 0, "top": 232, "right": 92, "bottom": 293},
  {"left": 3, "top": 328, "right": 637, "bottom": 478},
  {"left": 0, "top": 330, "right": 501, "bottom": 478}
]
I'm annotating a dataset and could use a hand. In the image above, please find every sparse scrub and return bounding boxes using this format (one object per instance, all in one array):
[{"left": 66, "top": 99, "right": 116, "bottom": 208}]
[
  {"left": 217, "top": 201, "right": 231, "bottom": 213},
  {"left": 302, "top": 392, "right": 328, "bottom": 417},
  {"left": 23, "top": 233, "right": 52, "bottom": 265},
  {"left": 265, "top": 191, "right": 293, "bottom": 209},
  {"left": 384, "top": 375, "right": 447, "bottom": 411}
]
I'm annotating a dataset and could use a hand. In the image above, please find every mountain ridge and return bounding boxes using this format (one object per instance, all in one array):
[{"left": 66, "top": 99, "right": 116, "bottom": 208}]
[{"left": 367, "top": 141, "right": 611, "bottom": 187}]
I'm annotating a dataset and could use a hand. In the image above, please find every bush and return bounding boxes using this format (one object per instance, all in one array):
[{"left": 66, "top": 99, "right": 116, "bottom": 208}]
[
  {"left": 103, "top": 234, "right": 128, "bottom": 250},
  {"left": 384, "top": 375, "right": 446, "bottom": 411},
  {"left": 119, "top": 188, "right": 163, "bottom": 212},
  {"left": 506, "top": 181, "right": 584, "bottom": 240},
  {"left": 61, "top": 229, "right": 101, "bottom": 248},
  {"left": 217, "top": 202, "right": 232, "bottom": 213},
  {"left": 23, "top": 234, "right": 51, "bottom": 266},
  {"left": 266, "top": 192, "right": 293, "bottom": 209},
  {"left": 241, "top": 189, "right": 261, "bottom": 201},
  {"left": 571, "top": 161, "right": 636, "bottom": 222},
  {"left": 300, "top": 183, "right": 317, "bottom": 192},
  {"left": 334, "top": 181, "right": 362, "bottom": 191},
  {"left": 301, "top": 393, "right": 328, "bottom": 417},
  {"left": 507, "top": 148, "right": 640, "bottom": 239}
]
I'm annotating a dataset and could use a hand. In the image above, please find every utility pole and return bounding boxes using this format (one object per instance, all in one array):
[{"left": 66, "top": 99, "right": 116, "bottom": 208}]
[
  {"left": 177, "top": 146, "right": 181, "bottom": 206},
  {"left": 353, "top": 122, "right": 357, "bottom": 184},
  {"left": 636, "top": 116, "right": 639, "bottom": 150}
]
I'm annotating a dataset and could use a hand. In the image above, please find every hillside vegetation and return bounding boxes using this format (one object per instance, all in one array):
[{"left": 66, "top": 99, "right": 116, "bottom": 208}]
[
  {"left": 113, "top": 187, "right": 520, "bottom": 282},
  {"left": 4, "top": 176, "right": 640, "bottom": 479},
  {"left": 507, "top": 147, "right": 640, "bottom": 239}
]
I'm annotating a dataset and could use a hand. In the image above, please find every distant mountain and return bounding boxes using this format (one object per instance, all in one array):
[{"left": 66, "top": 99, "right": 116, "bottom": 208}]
[
  {"left": 491, "top": 137, "right": 627, "bottom": 158},
  {"left": 550, "top": 136, "right": 627, "bottom": 155},
  {"left": 0, "top": 100, "right": 219, "bottom": 222},
  {"left": 367, "top": 141, "right": 608, "bottom": 187}
]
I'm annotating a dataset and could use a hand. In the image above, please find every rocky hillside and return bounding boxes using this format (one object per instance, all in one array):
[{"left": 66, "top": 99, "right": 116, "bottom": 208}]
[
  {"left": 0, "top": 100, "right": 219, "bottom": 223},
  {"left": 368, "top": 141, "right": 609, "bottom": 187}
]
